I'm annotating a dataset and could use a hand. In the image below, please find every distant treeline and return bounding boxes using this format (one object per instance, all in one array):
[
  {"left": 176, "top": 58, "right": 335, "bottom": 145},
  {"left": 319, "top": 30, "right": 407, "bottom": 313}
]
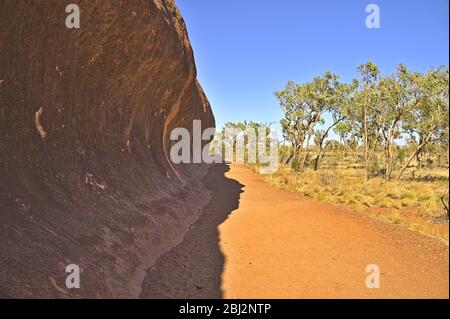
[{"left": 223, "top": 62, "right": 448, "bottom": 181}]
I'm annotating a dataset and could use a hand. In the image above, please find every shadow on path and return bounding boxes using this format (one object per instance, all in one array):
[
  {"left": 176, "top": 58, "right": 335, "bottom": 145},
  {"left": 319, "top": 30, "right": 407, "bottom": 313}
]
[{"left": 140, "top": 164, "right": 243, "bottom": 298}]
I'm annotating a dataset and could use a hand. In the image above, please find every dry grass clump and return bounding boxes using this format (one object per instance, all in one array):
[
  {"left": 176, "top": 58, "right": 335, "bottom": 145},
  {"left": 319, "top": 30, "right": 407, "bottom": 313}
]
[{"left": 251, "top": 163, "right": 449, "bottom": 243}]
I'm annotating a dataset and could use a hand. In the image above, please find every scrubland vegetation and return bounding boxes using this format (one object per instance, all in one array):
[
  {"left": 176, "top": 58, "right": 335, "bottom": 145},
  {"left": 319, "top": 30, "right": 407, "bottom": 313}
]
[
  {"left": 221, "top": 62, "right": 449, "bottom": 242},
  {"left": 252, "top": 160, "right": 449, "bottom": 242}
]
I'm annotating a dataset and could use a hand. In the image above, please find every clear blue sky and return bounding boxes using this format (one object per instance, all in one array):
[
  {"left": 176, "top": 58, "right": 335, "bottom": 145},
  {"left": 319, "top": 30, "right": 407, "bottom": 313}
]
[{"left": 176, "top": 0, "right": 449, "bottom": 130}]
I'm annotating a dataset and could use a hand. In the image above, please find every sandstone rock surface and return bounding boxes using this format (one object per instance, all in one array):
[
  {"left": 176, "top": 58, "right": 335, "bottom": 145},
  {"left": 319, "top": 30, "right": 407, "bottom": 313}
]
[{"left": 0, "top": 0, "right": 214, "bottom": 298}]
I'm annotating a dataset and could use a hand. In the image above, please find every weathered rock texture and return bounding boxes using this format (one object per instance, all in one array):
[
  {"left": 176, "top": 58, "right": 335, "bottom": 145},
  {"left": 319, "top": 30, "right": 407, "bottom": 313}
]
[{"left": 0, "top": 0, "right": 214, "bottom": 298}]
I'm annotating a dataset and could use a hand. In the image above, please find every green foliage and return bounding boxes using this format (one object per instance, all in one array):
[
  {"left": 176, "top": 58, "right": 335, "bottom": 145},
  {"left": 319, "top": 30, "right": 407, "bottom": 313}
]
[
  {"left": 274, "top": 62, "right": 449, "bottom": 181},
  {"left": 368, "top": 158, "right": 384, "bottom": 178}
]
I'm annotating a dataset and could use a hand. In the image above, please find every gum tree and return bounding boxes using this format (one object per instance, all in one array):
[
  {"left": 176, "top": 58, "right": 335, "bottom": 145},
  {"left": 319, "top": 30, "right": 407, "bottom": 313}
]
[
  {"left": 357, "top": 62, "right": 380, "bottom": 180},
  {"left": 313, "top": 80, "right": 357, "bottom": 170},
  {"left": 375, "top": 65, "right": 421, "bottom": 180},
  {"left": 276, "top": 72, "right": 339, "bottom": 169},
  {"left": 397, "top": 66, "right": 449, "bottom": 180},
  {"left": 276, "top": 81, "right": 307, "bottom": 166}
]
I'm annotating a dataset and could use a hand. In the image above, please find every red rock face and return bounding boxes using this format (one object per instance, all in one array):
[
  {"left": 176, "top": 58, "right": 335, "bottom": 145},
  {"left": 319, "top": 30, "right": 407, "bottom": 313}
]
[{"left": 0, "top": 0, "right": 215, "bottom": 298}]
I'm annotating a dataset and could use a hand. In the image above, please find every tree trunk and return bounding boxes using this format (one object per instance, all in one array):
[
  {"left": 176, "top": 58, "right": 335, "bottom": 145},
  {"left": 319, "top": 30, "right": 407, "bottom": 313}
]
[
  {"left": 384, "top": 132, "right": 395, "bottom": 181},
  {"left": 397, "top": 140, "right": 428, "bottom": 181},
  {"left": 314, "top": 152, "right": 321, "bottom": 171},
  {"left": 314, "top": 148, "right": 327, "bottom": 171},
  {"left": 416, "top": 151, "right": 422, "bottom": 168},
  {"left": 301, "top": 133, "right": 312, "bottom": 169},
  {"left": 363, "top": 105, "right": 369, "bottom": 181},
  {"left": 285, "top": 147, "right": 295, "bottom": 164},
  {"left": 313, "top": 119, "right": 343, "bottom": 171}
]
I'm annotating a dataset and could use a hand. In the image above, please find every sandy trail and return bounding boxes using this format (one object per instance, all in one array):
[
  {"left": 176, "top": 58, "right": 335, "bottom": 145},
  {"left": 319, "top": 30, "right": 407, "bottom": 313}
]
[
  {"left": 141, "top": 163, "right": 448, "bottom": 298},
  {"left": 220, "top": 164, "right": 448, "bottom": 298}
]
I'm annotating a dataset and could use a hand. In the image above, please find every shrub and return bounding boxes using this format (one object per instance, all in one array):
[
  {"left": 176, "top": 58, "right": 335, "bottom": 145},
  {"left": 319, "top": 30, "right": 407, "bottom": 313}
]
[
  {"left": 318, "top": 170, "right": 337, "bottom": 186},
  {"left": 369, "top": 158, "right": 384, "bottom": 177},
  {"left": 400, "top": 191, "right": 415, "bottom": 200},
  {"left": 291, "top": 158, "right": 301, "bottom": 171}
]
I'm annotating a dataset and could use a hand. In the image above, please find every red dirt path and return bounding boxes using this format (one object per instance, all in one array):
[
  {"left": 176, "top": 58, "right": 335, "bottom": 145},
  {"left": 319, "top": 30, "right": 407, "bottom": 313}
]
[
  {"left": 141, "top": 164, "right": 448, "bottom": 299},
  {"left": 219, "top": 164, "right": 449, "bottom": 298}
]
